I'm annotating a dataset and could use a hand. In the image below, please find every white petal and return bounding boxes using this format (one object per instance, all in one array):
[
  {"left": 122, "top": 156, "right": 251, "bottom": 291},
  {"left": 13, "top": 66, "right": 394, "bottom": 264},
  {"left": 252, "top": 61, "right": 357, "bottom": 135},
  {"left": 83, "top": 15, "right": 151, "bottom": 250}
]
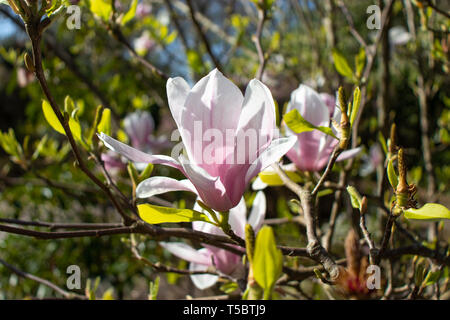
[
  {"left": 228, "top": 197, "right": 247, "bottom": 238},
  {"left": 336, "top": 147, "right": 362, "bottom": 162},
  {"left": 97, "top": 133, "right": 183, "bottom": 171},
  {"left": 160, "top": 242, "right": 212, "bottom": 265},
  {"left": 166, "top": 77, "right": 191, "bottom": 127},
  {"left": 252, "top": 176, "right": 268, "bottom": 190},
  {"left": 136, "top": 177, "right": 197, "bottom": 199},
  {"left": 248, "top": 191, "right": 266, "bottom": 232},
  {"left": 289, "top": 85, "right": 330, "bottom": 127},
  {"left": 236, "top": 79, "right": 276, "bottom": 156},
  {"left": 189, "top": 252, "right": 219, "bottom": 290},
  {"left": 244, "top": 136, "right": 298, "bottom": 185}
]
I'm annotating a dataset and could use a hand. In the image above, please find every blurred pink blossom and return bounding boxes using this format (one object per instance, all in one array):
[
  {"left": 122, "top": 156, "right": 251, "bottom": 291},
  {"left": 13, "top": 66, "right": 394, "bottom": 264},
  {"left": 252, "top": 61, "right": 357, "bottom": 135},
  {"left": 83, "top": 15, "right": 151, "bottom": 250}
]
[
  {"left": 285, "top": 85, "right": 361, "bottom": 171},
  {"left": 160, "top": 192, "right": 266, "bottom": 289}
]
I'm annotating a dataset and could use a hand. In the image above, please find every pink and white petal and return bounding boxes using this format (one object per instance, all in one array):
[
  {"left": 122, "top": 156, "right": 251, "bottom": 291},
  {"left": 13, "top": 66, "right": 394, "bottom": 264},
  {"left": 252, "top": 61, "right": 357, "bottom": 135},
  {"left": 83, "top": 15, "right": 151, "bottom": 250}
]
[
  {"left": 160, "top": 242, "right": 212, "bottom": 265},
  {"left": 181, "top": 69, "right": 244, "bottom": 162},
  {"left": 291, "top": 85, "right": 330, "bottom": 127},
  {"left": 248, "top": 191, "right": 266, "bottom": 233},
  {"left": 236, "top": 79, "right": 276, "bottom": 155},
  {"left": 179, "top": 155, "right": 233, "bottom": 212},
  {"left": 336, "top": 147, "right": 362, "bottom": 162},
  {"left": 228, "top": 197, "right": 247, "bottom": 239},
  {"left": 189, "top": 261, "right": 219, "bottom": 290},
  {"left": 136, "top": 177, "right": 197, "bottom": 199},
  {"left": 245, "top": 136, "right": 298, "bottom": 185},
  {"left": 166, "top": 77, "right": 191, "bottom": 127},
  {"left": 98, "top": 133, "right": 183, "bottom": 171}
]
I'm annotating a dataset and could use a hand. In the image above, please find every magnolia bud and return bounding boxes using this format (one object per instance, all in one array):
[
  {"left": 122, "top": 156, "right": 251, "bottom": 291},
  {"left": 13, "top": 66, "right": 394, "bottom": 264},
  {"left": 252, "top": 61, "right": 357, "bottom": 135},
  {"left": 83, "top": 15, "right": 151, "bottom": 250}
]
[{"left": 24, "top": 52, "right": 35, "bottom": 73}]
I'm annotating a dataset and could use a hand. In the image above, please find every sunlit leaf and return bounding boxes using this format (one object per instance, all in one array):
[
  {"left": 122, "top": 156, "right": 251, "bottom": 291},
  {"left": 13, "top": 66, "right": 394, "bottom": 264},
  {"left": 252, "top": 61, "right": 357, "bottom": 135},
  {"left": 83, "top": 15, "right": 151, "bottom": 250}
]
[
  {"left": 332, "top": 49, "right": 354, "bottom": 81},
  {"left": 90, "top": 0, "right": 112, "bottom": 21},
  {"left": 346, "top": 185, "right": 362, "bottom": 209},
  {"left": 121, "top": 0, "right": 138, "bottom": 25},
  {"left": 258, "top": 170, "right": 302, "bottom": 186},
  {"left": 404, "top": 203, "right": 450, "bottom": 220},
  {"left": 42, "top": 100, "right": 82, "bottom": 143},
  {"left": 97, "top": 108, "right": 111, "bottom": 136},
  {"left": 387, "top": 158, "right": 398, "bottom": 189},
  {"left": 284, "top": 109, "right": 338, "bottom": 139},
  {"left": 253, "top": 226, "right": 283, "bottom": 300},
  {"left": 138, "top": 204, "right": 212, "bottom": 224}
]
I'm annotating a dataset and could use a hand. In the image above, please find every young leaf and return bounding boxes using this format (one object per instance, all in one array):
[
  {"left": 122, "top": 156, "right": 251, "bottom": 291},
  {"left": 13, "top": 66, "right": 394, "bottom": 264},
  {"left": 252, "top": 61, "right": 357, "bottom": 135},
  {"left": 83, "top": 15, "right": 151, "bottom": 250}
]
[
  {"left": 148, "top": 277, "right": 160, "bottom": 300},
  {"left": 258, "top": 170, "right": 302, "bottom": 186},
  {"left": 346, "top": 185, "right": 362, "bottom": 209},
  {"left": 121, "top": 0, "right": 138, "bottom": 25},
  {"left": 355, "top": 47, "right": 366, "bottom": 78},
  {"left": 284, "top": 109, "right": 338, "bottom": 139},
  {"left": 97, "top": 108, "right": 111, "bottom": 136},
  {"left": 90, "top": 0, "right": 112, "bottom": 21},
  {"left": 253, "top": 226, "right": 283, "bottom": 300},
  {"left": 42, "top": 100, "right": 83, "bottom": 143},
  {"left": 387, "top": 158, "right": 398, "bottom": 189},
  {"left": 332, "top": 49, "right": 354, "bottom": 80},
  {"left": 350, "top": 87, "right": 361, "bottom": 126},
  {"left": 404, "top": 203, "right": 450, "bottom": 220},
  {"left": 138, "top": 204, "right": 212, "bottom": 224}
]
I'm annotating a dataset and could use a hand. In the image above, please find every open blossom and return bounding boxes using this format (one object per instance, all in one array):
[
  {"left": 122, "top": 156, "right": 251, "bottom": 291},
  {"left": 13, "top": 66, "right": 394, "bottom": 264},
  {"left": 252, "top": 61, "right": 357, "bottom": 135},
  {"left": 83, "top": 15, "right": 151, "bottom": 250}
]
[
  {"left": 101, "top": 110, "right": 169, "bottom": 171},
  {"left": 98, "top": 69, "right": 296, "bottom": 212},
  {"left": 284, "top": 85, "right": 361, "bottom": 171},
  {"left": 160, "top": 192, "right": 266, "bottom": 289}
]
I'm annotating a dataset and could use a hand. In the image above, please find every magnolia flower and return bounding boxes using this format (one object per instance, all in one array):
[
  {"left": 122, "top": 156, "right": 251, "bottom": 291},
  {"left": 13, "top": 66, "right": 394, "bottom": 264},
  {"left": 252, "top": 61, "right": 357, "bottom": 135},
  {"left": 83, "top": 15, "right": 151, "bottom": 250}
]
[
  {"left": 133, "top": 31, "right": 156, "bottom": 56},
  {"left": 136, "top": 2, "right": 152, "bottom": 19},
  {"left": 160, "top": 192, "right": 267, "bottom": 289},
  {"left": 17, "top": 67, "right": 34, "bottom": 88},
  {"left": 389, "top": 26, "right": 411, "bottom": 47},
  {"left": 98, "top": 69, "right": 296, "bottom": 212},
  {"left": 284, "top": 85, "right": 361, "bottom": 172},
  {"left": 360, "top": 144, "right": 383, "bottom": 177},
  {"left": 101, "top": 111, "right": 169, "bottom": 171}
]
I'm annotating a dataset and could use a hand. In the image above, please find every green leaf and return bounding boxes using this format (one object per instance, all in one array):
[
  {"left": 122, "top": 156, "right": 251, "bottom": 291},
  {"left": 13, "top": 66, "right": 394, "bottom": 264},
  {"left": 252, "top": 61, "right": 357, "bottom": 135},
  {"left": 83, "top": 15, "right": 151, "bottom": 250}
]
[
  {"left": 97, "top": 108, "right": 111, "bottom": 136},
  {"left": 90, "top": 0, "right": 112, "bottom": 21},
  {"left": 284, "top": 109, "right": 338, "bottom": 139},
  {"left": 332, "top": 49, "right": 354, "bottom": 80},
  {"left": 387, "top": 158, "right": 398, "bottom": 189},
  {"left": 423, "top": 270, "right": 441, "bottom": 287},
  {"left": 350, "top": 87, "right": 361, "bottom": 127},
  {"left": 346, "top": 185, "right": 362, "bottom": 209},
  {"left": 148, "top": 277, "right": 160, "bottom": 300},
  {"left": 355, "top": 47, "right": 366, "bottom": 78},
  {"left": 404, "top": 203, "right": 450, "bottom": 220},
  {"left": 102, "top": 288, "right": 114, "bottom": 300},
  {"left": 121, "top": 0, "right": 138, "bottom": 25},
  {"left": 138, "top": 163, "right": 154, "bottom": 183},
  {"left": 258, "top": 170, "right": 302, "bottom": 186},
  {"left": 138, "top": 204, "right": 212, "bottom": 224},
  {"left": 253, "top": 226, "right": 283, "bottom": 300},
  {"left": 42, "top": 100, "right": 82, "bottom": 143},
  {"left": 378, "top": 132, "right": 388, "bottom": 155}
]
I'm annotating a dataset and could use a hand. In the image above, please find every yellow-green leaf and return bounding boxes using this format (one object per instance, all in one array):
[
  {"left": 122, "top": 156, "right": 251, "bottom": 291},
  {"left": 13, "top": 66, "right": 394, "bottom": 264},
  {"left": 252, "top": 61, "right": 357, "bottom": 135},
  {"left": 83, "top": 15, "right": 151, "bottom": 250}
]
[
  {"left": 90, "top": 0, "right": 112, "bottom": 21},
  {"left": 284, "top": 109, "right": 338, "bottom": 139},
  {"left": 332, "top": 49, "right": 354, "bottom": 80},
  {"left": 121, "top": 0, "right": 138, "bottom": 25},
  {"left": 138, "top": 204, "right": 212, "bottom": 224},
  {"left": 387, "top": 158, "right": 398, "bottom": 189},
  {"left": 253, "top": 226, "right": 283, "bottom": 300},
  {"left": 404, "top": 203, "right": 450, "bottom": 220},
  {"left": 346, "top": 185, "right": 362, "bottom": 209},
  {"left": 42, "top": 100, "right": 82, "bottom": 142},
  {"left": 259, "top": 170, "right": 302, "bottom": 186},
  {"left": 97, "top": 108, "right": 111, "bottom": 136}
]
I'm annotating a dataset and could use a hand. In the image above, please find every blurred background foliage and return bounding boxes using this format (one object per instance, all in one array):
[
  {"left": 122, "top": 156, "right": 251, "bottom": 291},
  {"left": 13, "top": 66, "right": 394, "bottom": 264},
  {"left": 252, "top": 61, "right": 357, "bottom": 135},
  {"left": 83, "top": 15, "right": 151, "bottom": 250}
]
[{"left": 0, "top": 0, "right": 448, "bottom": 299}]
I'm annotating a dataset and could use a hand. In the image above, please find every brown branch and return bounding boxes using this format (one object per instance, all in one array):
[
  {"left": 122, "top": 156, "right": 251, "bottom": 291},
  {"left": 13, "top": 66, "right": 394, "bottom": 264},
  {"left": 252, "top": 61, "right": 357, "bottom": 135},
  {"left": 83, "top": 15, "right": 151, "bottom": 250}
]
[
  {"left": 185, "top": 0, "right": 223, "bottom": 71},
  {"left": 0, "top": 258, "right": 86, "bottom": 299},
  {"left": 0, "top": 218, "right": 123, "bottom": 231},
  {"left": 25, "top": 21, "right": 134, "bottom": 226},
  {"left": 253, "top": 6, "right": 268, "bottom": 80}
]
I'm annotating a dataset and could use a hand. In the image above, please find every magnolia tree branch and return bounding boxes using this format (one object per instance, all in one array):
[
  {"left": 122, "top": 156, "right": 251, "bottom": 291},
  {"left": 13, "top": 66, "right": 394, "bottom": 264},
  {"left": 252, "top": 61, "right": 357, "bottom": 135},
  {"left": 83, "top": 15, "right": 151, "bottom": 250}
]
[
  {"left": 186, "top": 0, "right": 223, "bottom": 72},
  {"left": 0, "top": 258, "right": 86, "bottom": 300},
  {"left": 24, "top": 22, "right": 135, "bottom": 226}
]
